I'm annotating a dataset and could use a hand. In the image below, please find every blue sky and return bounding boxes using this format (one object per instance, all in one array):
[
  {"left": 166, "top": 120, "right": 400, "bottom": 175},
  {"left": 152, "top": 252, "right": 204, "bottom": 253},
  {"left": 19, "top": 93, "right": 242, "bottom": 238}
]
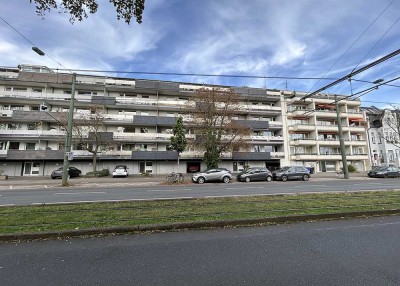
[{"left": 1, "top": 0, "right": 400, "bottom": 107}]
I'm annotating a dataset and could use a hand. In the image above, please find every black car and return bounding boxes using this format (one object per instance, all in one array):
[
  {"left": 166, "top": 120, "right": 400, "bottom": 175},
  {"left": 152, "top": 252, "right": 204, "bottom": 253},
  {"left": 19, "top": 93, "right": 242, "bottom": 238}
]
[
  {"left": 237, "top": 167, "right": 272, "bottom": 182},
  {"left": 272, "top": 166, "right": 310, "bottom": 182},
  {"left": 51, "top": 167, "right": 82, "bottom": 179},
  {"left": 367, "top": 166, "right": 400, "bottom": 178}
]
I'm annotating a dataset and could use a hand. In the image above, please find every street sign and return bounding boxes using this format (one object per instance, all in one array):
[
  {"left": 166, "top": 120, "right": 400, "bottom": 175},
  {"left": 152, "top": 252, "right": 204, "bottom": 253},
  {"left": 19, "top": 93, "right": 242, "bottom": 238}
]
[{"left": 67, "top": 152, "right": 74, "bottom": 161}]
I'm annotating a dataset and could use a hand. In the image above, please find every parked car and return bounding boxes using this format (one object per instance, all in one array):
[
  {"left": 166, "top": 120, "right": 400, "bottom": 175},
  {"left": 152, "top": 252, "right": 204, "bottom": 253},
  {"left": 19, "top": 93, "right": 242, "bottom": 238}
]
[
  {"left": 367, "top": 166, "right": 400, "bottom": 178},
  {"left": 112, "top": 165, "right": 129, "bottom": 178},
  {"left": 51, "top": 167, "right": 82, "bottom": 179},
  {"left": 237, "top": 167, "right": 272, "bottom": 182},
  {"left": 272, "top": 166, "right": 310, "bottom": 182},
  {"left": 192, "top": 168, "right": 232, "bottom": 184}
]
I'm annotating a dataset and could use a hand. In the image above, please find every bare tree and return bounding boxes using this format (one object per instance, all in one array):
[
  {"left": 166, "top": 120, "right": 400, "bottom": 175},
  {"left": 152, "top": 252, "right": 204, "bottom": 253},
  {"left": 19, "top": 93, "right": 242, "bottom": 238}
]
[
  {"left": 185, "top": 88, "right": 251, "bottom": 169},
  {"left": 382, "top": 106, "right": 400, "bottom": 148},
  {"left": 72, "top": 105, "right": 114, "bottom": 172}
]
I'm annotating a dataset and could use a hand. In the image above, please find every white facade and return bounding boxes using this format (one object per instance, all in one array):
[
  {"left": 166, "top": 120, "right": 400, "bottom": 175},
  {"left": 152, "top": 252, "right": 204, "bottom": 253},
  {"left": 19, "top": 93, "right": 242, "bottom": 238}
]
[
  {"left": 363, "top": 107, "right": 400, "bottom": 167},
  {"left": 0, "top": 65, "right": 369, "bottom": 176}
]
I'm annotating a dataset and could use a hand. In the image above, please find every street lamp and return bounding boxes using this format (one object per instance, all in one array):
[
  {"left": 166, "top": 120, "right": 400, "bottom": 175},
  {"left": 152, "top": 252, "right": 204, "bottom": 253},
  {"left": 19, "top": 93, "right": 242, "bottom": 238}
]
[
  {"left": 32, "top": 47, "right": 45, "bottom": 56},
  {"left": 62, "top": 73, "right": 77, "bottom": 186}
]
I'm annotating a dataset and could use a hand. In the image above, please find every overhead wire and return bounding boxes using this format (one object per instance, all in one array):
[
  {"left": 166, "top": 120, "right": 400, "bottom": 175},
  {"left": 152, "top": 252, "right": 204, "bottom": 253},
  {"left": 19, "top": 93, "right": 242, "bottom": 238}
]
[
  {"left": 0, "top": 15, "right": 71, "bottom": 73},
  {"left": 304, "top": 0, "right": 398, "bottom": 94}
]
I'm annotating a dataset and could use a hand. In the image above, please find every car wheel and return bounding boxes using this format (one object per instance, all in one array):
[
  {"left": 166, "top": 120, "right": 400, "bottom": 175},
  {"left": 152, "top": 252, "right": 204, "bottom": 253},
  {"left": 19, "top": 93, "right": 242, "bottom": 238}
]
[
  {"left": 302, "top": 174, "right": 310, "bottom": 181},
  {"left": 266, "top": 176, "right": 272, "bottom": 182},
  {"left": 245, "top": 177, "right": 251, "bottom": 183},
  {"left": 281, "top": 175, "right": 288, "bottom": 182},
  {"left": 197, "top": 177, "right": 205, "bottom": 184},
  {"left": 222, "top": 176, "right": 230, "bottom": 183}
]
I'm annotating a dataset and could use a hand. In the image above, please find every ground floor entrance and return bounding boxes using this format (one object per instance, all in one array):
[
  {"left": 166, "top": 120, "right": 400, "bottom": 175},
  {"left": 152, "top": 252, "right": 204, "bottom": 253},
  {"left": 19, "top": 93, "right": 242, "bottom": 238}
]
[{"left": 23, "top": 162, "right": 40, "bottom": 176}]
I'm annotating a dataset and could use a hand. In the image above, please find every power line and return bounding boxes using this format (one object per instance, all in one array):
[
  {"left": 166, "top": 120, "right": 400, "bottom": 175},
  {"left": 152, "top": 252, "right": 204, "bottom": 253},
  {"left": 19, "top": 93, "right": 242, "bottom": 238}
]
[
  {"left": 300, "top": 48, "right": 400, "bottom": 100},
  {"left": 0, "top": 15, "right": 71, "bottom": 72},
  {"left": 305, "top": 0, "right": 398, "bottom": 94},
  {"left": 351, "top": 12, "right": 400, "bottom": 73}
]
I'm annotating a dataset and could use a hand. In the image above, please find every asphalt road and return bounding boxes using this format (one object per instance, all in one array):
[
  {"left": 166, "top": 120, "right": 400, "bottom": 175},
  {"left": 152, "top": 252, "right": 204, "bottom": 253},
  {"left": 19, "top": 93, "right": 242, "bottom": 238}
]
[
  {"left": 1, "top": 178, "right": 400, "bottom": 206},
  {"left": 1, "top": 216, "right": 399, "bottom": 285}
]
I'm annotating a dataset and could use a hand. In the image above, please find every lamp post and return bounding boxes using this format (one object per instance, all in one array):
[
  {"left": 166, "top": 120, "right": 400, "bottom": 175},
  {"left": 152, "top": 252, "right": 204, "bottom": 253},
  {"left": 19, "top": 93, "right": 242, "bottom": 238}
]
[{"left": 62, "top": 73, "right": 77, "bottom": 186}]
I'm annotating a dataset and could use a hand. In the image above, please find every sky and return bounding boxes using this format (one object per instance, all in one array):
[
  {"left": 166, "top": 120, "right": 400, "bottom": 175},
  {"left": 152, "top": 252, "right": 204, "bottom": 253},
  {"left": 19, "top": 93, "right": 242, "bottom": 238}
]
[{"left": 1, "top": 0, "right": 400, "bottom": 108}]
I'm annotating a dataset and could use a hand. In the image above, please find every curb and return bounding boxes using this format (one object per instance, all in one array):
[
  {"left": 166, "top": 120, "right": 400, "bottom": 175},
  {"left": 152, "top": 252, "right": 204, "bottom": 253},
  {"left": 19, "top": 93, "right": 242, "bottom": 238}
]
[{"left": 1, "top": 209, "right": 399, "bottom": 242}]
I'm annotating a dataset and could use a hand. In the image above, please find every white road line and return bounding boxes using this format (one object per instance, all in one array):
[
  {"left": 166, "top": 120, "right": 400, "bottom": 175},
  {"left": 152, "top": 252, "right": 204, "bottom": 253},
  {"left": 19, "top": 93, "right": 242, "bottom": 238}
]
[
  {"left": 226, "top": 187, "right": 258, "bottom": 190},
  {"left": 0, "top": 204, "right": 15, "bottom": 207},
  {"left": 315, "top": 221, "right": 400, "bottom": 231},
  {"left": 147, "top": 189, "right": 192, "bottom": 192},
  {"left": 55, "top": 191, "right": 106, "bottom": 195}
]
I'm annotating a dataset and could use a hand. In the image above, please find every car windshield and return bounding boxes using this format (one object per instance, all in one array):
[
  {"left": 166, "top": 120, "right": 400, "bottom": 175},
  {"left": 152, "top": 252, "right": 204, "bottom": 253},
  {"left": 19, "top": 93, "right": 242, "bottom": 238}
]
[
  {"left": 375, "top": 167, "right": 388, "bottom": 172},
  {"left": 277, "top": 167, "right": 290, "bottom": 172},
  {"left": 115, "top": 166, "right": 126, "bottom": 169}
]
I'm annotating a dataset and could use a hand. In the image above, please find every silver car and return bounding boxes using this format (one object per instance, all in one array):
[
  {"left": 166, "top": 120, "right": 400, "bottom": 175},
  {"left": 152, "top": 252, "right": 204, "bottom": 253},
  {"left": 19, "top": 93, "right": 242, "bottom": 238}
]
[{"left": 192, "top": 168, "right": 232, "bottom": 184}]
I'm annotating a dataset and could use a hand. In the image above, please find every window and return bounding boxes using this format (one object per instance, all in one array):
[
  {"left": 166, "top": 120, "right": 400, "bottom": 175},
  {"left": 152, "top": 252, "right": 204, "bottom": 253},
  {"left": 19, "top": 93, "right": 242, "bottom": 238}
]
[
  {"left": 254, "top": 145, "right": 261, "bottom": 152},
  {"left": 32, "top": 88, "right": 42, "bottom": 93},
  {"left": 9, "top": 142, "right": 20, "bottom": 150},
  {"left": 141, "top": 95, "right": 149, "bottom": 99},
  {"left": 141, "top": 128, "right": 149, "bottom": 133},
  {"left": 26, "top": 143, "right": 36, "bottom": 150},
  {"left": 28, "top": 123, "right": 38, "bottom": 130},
  {"left": 371, "top": 132, "right": 375, "bottom": 143}
]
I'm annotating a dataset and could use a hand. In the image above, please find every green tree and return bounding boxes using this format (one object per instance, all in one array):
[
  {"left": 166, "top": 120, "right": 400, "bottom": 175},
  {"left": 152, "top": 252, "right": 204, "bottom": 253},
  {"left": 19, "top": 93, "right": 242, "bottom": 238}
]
[
  {"left": 30, "top": 0, "right": 145, "bottom": 24},
  {"left": 186, "top": 88, "right": 251, "bottom": 169},
  {"left": 169, "top": 116, "right": 187, "bottom": 172}
]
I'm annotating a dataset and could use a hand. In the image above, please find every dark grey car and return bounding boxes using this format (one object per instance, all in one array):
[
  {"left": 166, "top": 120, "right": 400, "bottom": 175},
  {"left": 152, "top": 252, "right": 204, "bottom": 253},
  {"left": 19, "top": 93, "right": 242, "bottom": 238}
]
[
  {"left": 237, "top": 167, "right": 273, "bottom": 182},
  {"left": 272, "top": 166, "right": 310, "bottom": 182},
  {"left": 367, "top": 166, "right": 400, "bottom": 178},
  {"left": 192, "top": 168, "right": 232, "bottom": 184}
]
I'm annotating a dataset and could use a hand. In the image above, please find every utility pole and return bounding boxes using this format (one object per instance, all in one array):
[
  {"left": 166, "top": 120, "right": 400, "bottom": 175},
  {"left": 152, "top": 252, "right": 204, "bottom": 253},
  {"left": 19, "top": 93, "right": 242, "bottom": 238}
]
[
  {"left": 62, "top": 73, "right": 77, "bottom": 186},
  {"left": 335, "top": 95, "right": 349, "bottom": 179}
]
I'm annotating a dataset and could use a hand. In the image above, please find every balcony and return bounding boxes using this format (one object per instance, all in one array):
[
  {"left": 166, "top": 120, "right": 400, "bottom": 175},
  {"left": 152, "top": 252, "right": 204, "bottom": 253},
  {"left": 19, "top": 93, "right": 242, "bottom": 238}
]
[
  {"left": 6, "top": 150, "right": 64, "bottom": 160},
  {"left": 288, "top": 124, "right": 315, "bottom": 131},
  {"left": 348, "top": 154, "right": 369, "bottom": 160},
  {"left": 131, "top": 151, "right": 178, "bottom": 160},
  {"left": 232, "top": 151, "right": 271, "bottom": 160},
  {"left": 0, "top": 129, "right": 66, "bottom": 139},
  {"left": 290, "top": 138, "right": 316, "bottom": 146},
  {"left": 270, "top": 152, "right": 285, "bottom": 158},
  {"left": 113, "top": 132, "right": 195, "bottom": 142}
]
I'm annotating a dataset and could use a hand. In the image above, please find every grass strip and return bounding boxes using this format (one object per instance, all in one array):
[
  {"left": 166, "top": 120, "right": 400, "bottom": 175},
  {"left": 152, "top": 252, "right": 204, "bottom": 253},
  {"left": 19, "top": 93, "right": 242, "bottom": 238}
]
[{"left": 1, "top": 190, "right": 400, "bottom": 234}]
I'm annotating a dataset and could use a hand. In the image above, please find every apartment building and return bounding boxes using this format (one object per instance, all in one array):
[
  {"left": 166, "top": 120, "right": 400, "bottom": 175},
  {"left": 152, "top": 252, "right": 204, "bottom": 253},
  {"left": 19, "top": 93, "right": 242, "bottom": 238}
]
[
  {"left": 286, "top": 92, "right": 370, "bottom": 172},
  {"left": 0, "top": 64, "right": 369, "bottom": 176},
  {"left": 362, "top": 106, "right": 400, "bottom": 167},
  {"left": 0, "top": 65, "right": 288, "bottom": 176}
]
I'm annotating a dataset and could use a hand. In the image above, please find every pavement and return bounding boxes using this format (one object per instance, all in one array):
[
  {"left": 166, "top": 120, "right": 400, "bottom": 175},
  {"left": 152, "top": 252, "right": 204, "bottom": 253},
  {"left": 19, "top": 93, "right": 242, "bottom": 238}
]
[{"left": 0, "top": 171, "right": 370, "bottom": 190}]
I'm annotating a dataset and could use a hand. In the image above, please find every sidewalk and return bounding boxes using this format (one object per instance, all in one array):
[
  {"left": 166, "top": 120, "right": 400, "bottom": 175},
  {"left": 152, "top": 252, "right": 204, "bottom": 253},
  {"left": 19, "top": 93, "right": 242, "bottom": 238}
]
[{"left": 0, "top": 172, "right": 370, "bottom": 189}]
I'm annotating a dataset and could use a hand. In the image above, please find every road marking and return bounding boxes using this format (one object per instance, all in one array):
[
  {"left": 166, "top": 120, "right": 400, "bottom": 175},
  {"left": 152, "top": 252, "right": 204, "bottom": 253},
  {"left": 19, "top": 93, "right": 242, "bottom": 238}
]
[
  {"left": 55, "top": 191, "right": 106, "bottom": 195},
  {"left": 226, "top": 187, "right": 258, "bottom": 190},
  {"left": 0, "top": 204, "right": 14, "bottom": 207},
  {"left": 147, "top": 189, "right": 192, "bottom": 192},
  {"left": 315, "top": 221, "right": 400, "bottom": 231}
]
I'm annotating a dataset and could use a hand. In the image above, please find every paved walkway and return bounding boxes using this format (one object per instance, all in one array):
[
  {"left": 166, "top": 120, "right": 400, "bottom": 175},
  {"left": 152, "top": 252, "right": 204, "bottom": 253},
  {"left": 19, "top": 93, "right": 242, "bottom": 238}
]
[{"left": 0, "top": 172, "right": 370, "bottom": 190}]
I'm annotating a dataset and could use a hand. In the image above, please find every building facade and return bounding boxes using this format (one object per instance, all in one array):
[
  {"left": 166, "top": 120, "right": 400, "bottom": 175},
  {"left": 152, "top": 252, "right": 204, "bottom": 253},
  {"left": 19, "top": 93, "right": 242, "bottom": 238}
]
[
  {"left": 362, "top": 106, "right": 400, "bottom": 167},
  {"left": 0, "top": 65, "right": 370, "bottom": 176}
]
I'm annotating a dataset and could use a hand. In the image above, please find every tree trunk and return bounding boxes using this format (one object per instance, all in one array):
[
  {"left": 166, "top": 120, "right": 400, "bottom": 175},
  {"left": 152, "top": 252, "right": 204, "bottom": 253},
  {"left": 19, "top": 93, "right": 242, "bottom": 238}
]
[
  {"left": 93, "top": 153, "right": 97, "bottom": 172},
  {"left": 177, "top": 155, "right": 180, "bottom": 172}
]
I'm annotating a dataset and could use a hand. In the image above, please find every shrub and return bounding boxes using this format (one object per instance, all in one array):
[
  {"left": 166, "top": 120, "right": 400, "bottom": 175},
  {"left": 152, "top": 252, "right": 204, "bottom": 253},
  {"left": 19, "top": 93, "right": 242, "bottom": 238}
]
[
  {"left": 86, "top": 169, "right": 110, "bottom": 177},
  {"left": 347, "top": 164, "right": 357, "bottom": 173}
]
